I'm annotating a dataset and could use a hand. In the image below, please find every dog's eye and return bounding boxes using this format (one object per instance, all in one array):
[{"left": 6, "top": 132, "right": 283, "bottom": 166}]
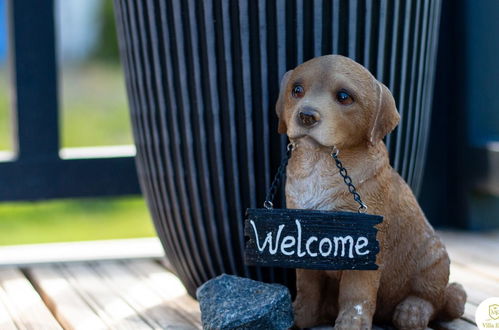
[
  {"left": 292, "top": 85, "right": 305, "bottom": 98},
  {"left": 336, "top": 90, "right": 353, "bottom": 105}
]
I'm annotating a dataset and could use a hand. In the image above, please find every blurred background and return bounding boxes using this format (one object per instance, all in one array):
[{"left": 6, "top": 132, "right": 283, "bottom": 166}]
[
  {"left": 0, "top": 0, "right": 154, "bottom": 245},
  {"left": 0, "top": 0, "right": 498, "bottom": 247}
]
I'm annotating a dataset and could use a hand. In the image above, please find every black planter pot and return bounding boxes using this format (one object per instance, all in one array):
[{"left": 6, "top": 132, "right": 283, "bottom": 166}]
[{"left": 114, "top": 0, "right": 442, "bottom": 297}]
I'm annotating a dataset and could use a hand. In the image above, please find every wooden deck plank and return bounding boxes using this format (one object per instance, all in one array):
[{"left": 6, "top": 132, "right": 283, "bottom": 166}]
[
  {"left": 440, "top": 231, "right": 499, "bottom": 266},
  {"left": 124, "top": 260, "right": 202, "bottom": 327},
  {"left": 92, "top": 260, "right": 199, "bottom": 329},
  {"left": 61, "top": 263, "right": 152, "bottom": 329},
  {"left": 442, "top": 234, "right": 499, "bottom": 283},
  {"left": 450, "top": 263, "right": 499, "bottom": 305},
  {"left": 433, "top": 318, "right": 477, "bottom": 330},
  {"left": 448, "top": 253, "right": 499, "bottom": 283},
  {"left": 0, "top": 268, "right": 62, "bottom": 329},
  {"left": 462, "top": 302, "right": 477, "bottom": 324},
  {"left": 0, "top": 285, "right": 18, "bottom": 330},
  {"left": 451, "top": 264, "right": 499, "bottom": 297},
  {"left": 0, "top": 231, "right": 494, "bottom": 329},
  {"left": 27, "top": 265, "right": 108, "bottom": 330}
]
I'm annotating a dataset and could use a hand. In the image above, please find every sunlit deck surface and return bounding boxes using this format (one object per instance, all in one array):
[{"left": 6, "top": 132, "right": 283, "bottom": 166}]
[{"left": 0, "top": 231, "right": 496, "bottom": 329}]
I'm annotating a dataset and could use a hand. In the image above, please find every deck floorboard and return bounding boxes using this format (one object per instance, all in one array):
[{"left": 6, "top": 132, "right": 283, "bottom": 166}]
[
  {"left": 27, "top": 264, "right": 108, "bottom": 330},
  {"left": 0, "top": 230, "right": 496, "bottom": 329},
  {"left": 0, "top": 267, "right": 62, "bottom": 329}
]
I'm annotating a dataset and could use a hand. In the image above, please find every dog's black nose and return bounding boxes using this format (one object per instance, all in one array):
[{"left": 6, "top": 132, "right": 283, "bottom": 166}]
[{"left": 298, "top": 108, "right": 320, "bottom": 127}]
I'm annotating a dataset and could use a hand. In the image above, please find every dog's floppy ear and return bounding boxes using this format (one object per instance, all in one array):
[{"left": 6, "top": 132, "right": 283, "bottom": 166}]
[
  {"left": 275, "top": 70, "right": 293, "bottom": 134},
  {"left": 369, "top": 82, "right": 400, "bottom": 145}
]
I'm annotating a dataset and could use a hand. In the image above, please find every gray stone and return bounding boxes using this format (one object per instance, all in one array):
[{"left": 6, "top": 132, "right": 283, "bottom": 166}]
[{"left": 196, "top": 274, "right": 294, "bottom": 330}]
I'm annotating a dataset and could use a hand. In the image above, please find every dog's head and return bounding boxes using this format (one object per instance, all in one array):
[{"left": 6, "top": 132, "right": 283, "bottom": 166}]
[{"left": 276, "top": 55, "right": 400, "bottom": 149}]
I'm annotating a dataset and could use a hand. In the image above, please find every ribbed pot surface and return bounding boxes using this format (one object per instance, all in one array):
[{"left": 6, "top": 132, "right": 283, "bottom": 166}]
[{"left": 114, "top": 0, "right": 441, "bottom": 296}]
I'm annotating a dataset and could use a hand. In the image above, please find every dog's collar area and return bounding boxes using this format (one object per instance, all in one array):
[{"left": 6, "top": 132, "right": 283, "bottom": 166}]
[{"left": 263, "top": 142, "right": 368, "bottom": 213}]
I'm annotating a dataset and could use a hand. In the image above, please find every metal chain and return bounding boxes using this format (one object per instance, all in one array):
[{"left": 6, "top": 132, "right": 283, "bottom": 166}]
[
  {"left": 331, "top": 147, "right": 368, "bottom": 213},
  {"left": 264, "top": 143, "right": 295, "bottom": 209},
  {"left": 264, "top": 143, "right": 368, "bottom": 213}
]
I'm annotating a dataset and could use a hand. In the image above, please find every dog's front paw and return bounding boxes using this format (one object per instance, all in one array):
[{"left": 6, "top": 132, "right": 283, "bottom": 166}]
[
  {"left": 334, "top": 308, "right": 372, "bottom": 330},
  {"left": 293, "top": 300, "right": 320, "bottom": 328}
]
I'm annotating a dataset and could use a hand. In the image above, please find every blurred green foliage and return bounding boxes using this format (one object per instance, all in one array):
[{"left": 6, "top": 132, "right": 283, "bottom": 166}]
[
  {"left": 60, "top": 63, "right": 133, "bottom": 147},
  {"left": 0, "top": 2, "right": 152, "bottom": 246},
  {"left": 0, "top": 197, "right": 155, "bottom": 246},
  {"left": 92, "top": 1, "right": 120, "bottom": 63},
  {"left": 0, "top": 64, "right": 149, "bottom": 246}
]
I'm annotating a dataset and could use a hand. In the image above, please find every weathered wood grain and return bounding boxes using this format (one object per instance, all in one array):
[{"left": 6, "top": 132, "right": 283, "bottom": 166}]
[
  {"left": 93, "top": 260, "right": 199, "bottom": 329},
  {"left": 27, "top": 265, "right": 108, "bottom": 330},
  {"left": 0, "top": 230, "right": 492, "bottom": 329},
  {"left": 449, "top": 263, "right": 499, "bottom": 306},
  {"left": 440, "top": 231, "right": 499, "bottom": 266},
  {"left": 61, "top": 263, "right": 152, "bottom": 329},
  {"left": 0, "top": 285, "right": 17, "bottom": 330},
  {"left": 0, "top": 268, "right": 62, "bottom": 329},
  {"left": 441, "top": 231, "right": 499, "bottom": 283},
  {"left": 125, "top": 259, "right": 202, "bottom": 327},
  {"left": 245, "top": 208, "right": 382, "bottom": 270}
]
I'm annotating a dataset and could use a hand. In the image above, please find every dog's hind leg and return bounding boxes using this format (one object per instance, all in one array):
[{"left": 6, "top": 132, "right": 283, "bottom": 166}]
[
  {"left": 437, "top": 282, "right": 467, "bottom": 321},
  {"left": 394, "top": 236, "right": 459, "bottom": 329},
  {"left": 392, "top": 295, "right": 434, "bottom": 330},
  {"left": 393, "top": 283, "right": 466, "bottom": 330}
]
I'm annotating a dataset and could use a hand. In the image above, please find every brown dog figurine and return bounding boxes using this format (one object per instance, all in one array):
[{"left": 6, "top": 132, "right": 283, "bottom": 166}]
[{"left": 275, "top": 55, "right": 466, "bottom": 329}]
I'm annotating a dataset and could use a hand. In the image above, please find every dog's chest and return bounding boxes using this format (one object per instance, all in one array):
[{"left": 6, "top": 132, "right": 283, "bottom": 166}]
[{"left": 285, "top": 159, "right": 343, "bottom": 211}]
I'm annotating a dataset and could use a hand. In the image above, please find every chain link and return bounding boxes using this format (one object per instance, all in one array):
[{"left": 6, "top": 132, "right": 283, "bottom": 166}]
[
  {"left": 331, "top": 148, "right": 368, "bottom": 213},
  {"left": 264, "top": 143, "right": 368, "bottom": 213},
  {"left": 264, "top": 143, "right": 295, "bottom": 209}
]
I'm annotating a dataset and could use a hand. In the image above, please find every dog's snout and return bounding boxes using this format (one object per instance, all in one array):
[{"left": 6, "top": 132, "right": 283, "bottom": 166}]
[{"left": 298, "top": 108, "right": 320, "bottom": 128}]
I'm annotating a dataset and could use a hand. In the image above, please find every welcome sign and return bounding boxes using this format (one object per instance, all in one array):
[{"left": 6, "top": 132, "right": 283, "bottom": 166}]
[{"left": 244, "top": 208, "right": 382, "bottom": 270}]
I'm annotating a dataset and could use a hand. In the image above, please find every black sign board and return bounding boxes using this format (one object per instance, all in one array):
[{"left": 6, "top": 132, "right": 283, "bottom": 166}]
[{"left": 244, "top": 208, "right": 382, "bottom": 270}]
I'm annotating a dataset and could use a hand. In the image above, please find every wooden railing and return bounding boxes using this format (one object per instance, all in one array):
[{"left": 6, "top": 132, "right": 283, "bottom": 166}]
[{"left": 0, "top": 0, "right": 140, "bottom": 201}]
